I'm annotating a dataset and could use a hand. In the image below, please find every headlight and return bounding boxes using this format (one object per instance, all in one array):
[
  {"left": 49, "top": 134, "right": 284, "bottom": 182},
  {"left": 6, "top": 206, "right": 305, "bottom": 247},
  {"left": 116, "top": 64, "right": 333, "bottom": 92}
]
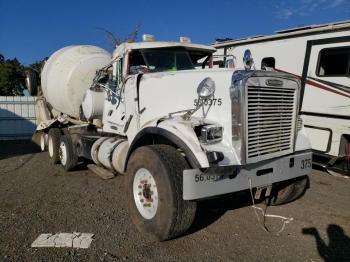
[
  {"left": 200, "top": 124, "right": 223, "bottom": 144},
  {"left": 197, "top": 77, "right": 216, "bottom": 99}
]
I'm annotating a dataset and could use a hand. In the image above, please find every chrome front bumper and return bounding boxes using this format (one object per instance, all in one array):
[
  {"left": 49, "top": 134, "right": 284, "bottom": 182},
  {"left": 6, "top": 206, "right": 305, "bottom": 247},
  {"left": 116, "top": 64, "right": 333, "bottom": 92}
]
[{"left": 183, "top": 150, "right": 312, "bottom": 200}]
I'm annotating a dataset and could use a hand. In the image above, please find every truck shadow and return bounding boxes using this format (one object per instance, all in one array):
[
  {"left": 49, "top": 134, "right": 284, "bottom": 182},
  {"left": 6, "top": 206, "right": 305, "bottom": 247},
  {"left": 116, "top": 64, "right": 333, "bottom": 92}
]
[
  {"left": 187, "top": 190, "right": 253, "bottom": 235},
  {"left": 302, "top": 224, "right": 350, "bottom": 261},
  {"left": 0, "top": 140, "right": 40, "bottom": 160}
]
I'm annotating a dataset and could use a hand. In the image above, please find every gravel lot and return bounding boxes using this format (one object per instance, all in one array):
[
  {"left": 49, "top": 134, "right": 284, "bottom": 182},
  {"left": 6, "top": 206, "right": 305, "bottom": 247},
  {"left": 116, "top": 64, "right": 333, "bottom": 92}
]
[{"left": 0, "top": 141, "right": 349, "bottom": 261}]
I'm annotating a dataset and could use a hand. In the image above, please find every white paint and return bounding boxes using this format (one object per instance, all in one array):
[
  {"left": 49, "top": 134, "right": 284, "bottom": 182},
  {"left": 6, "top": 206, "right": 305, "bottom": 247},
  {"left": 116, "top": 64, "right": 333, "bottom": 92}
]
[
  {"left": 295, "top": 126, "right": 311, "bottom": 152},
  {"left": 121, "top": 69, "right": 234, "bottom": 167},
  {"left": 31, "top": 232, "right": 94, "bottom": 249}
]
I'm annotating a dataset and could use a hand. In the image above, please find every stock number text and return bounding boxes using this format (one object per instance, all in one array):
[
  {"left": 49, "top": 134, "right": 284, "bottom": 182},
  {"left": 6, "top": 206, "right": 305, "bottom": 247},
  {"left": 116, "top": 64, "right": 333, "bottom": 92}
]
[
  {"left": 301, "top": 158, "right": 312, "bottom": 169},
  {"left": 194, "top": 98, "right": 222, "bottom": 107}
]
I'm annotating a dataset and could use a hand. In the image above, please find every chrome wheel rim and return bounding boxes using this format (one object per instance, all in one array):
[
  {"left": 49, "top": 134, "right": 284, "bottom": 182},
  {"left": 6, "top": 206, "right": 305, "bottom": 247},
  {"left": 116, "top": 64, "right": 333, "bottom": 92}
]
[
  {"left": 48, "top": 136, "right": 54, "bottom": 157},
  {"left": 133, "top": 168, "right": 159, "bottom": 219},
  {"left": 59, "top": 141, "right": 67, "bottom": 166},
  {"left": 40, "top": 134, "right": 46, "bottom": 151}
]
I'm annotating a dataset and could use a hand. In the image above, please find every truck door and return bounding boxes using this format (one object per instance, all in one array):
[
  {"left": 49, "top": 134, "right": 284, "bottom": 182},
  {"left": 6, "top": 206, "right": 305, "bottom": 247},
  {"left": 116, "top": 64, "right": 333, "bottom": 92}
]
[
  {"left": 102, "top": 58, "right": 126, "bottom": 135},
  {"left": 301, "top": 37, "right": 350, "bottom": 154}
]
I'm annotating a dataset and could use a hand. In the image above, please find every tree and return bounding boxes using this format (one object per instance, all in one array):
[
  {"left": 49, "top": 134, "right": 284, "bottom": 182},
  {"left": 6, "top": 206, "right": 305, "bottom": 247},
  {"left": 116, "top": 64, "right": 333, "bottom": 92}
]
[
  {"left": 24, "top": 58, "right": 47, "bottom": 96},
  {"left": 29, "top": 57, "right": 47, "bottom": 74},
  {"left": 0, "top": 54, "right": 25, "bottom": 96}
]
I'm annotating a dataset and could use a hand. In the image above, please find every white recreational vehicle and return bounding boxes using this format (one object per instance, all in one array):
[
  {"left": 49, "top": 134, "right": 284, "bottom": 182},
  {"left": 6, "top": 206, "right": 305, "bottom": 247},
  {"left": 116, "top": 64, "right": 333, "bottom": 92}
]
[{"left": 213, "top": 21, "right": 350, "bottom": 176}]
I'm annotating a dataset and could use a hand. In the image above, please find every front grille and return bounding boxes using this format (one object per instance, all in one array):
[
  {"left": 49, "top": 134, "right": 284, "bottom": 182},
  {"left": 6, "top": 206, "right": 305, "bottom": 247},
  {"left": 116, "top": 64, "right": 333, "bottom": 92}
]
[{"left": 245, "top": 82, "right": 297, "bottom": 163}]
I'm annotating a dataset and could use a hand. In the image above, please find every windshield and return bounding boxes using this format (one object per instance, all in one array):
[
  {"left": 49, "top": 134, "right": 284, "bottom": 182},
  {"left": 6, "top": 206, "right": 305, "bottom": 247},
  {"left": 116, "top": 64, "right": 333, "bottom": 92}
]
[{"left": 142, "top": 49, "right": 194, "bottom": 72}]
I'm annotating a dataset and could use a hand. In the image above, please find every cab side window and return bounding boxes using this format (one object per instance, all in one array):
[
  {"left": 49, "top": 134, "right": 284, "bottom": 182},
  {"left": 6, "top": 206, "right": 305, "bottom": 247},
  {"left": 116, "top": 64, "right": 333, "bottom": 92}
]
[
  {"left": 317, "top": 47, "right": 350, "bottom": 77},
  {"left": 116, "top": 58, "right": 123, "bottom": 86}
]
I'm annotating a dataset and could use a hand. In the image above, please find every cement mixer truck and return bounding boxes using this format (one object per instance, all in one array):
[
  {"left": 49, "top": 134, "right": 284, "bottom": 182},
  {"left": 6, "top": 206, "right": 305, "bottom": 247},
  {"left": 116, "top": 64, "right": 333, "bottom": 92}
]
[{"left": 26, "top": 35, "right": 312, "bottom": 240}]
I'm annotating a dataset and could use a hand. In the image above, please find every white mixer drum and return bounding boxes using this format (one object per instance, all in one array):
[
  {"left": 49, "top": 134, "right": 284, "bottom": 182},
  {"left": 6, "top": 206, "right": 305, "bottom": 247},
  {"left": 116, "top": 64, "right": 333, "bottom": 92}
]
[{"left": 41, "top": 45, "right": 111, "bottom": 118}]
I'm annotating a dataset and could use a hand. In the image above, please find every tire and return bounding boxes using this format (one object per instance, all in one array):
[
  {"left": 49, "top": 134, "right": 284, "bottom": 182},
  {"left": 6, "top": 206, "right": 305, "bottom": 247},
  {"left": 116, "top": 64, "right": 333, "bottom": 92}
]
[
  {"left": 59, "top": 135, "right": 78, "bottom": 171},
  {"left": 270, "top": 176, "right": 309, "bottom": 206},
  {"left": 48, "top": 128, "right": 61, "bottom": 164},
  {"left": 125, "top": 145, "right": 197, "bottom": 241}
]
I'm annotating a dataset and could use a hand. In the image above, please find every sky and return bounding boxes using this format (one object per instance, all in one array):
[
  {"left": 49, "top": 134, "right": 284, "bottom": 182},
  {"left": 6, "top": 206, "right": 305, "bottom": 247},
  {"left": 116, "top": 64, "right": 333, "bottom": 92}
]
[{"left": 0, "top": 0, "right": 349, "bottom": 65}]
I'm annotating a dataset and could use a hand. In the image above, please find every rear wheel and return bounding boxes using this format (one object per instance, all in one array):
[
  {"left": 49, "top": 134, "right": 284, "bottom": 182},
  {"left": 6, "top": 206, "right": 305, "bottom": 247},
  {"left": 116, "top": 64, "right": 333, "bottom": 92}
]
[
  {"left": 48, "top": 128, "right": 61, "bottom": 164},
  {"left": 59, "top": 135, "right": 78, "bottom": 171},
  {"left": 125, "top": 145, "right": 196, "bottom": 241},
  {"left": 270, "top": 176, "right": 309, "bottom": 206}
]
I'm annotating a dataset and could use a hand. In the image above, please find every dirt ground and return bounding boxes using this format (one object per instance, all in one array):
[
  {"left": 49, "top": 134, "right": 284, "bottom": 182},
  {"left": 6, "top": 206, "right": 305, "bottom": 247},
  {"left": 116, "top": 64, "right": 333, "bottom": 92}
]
[{"left": 0, "top": 141, "right": 349, "bottom": 261}]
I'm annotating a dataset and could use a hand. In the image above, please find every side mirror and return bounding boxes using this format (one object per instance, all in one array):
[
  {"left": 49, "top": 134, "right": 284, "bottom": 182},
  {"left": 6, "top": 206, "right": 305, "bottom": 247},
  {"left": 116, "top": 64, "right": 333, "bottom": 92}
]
[{"left": 243, "top": 49, "right": 253, "bottom": 70}]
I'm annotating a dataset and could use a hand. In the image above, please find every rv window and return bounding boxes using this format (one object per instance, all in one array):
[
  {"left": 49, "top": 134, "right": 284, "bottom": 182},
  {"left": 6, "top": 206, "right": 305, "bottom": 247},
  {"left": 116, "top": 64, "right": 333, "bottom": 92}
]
[
  {"left": 317, "top": 47, "right": 350, "bottom": 77},
  {"left": 261, "top": 57, "right": 275, "bottom": 70}
]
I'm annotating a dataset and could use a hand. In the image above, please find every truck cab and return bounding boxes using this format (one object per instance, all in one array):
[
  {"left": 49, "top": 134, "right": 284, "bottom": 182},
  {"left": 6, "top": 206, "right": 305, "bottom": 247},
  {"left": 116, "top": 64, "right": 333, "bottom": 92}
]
[{"left": 101, "top": 38, "right": 216, "bottom": 135}]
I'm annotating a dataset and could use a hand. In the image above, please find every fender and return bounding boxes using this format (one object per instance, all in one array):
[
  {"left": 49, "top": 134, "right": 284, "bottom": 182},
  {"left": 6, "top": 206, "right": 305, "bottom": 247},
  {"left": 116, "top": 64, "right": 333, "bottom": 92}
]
[
  {"left": 36, "top": 118, "right": 60, "bottom": 131},
  {"left": 36, "top": 115, "right": 84, "bottom": 131},
  {"left": 124, "top": 121, "right": 210, "bottom": 172}
]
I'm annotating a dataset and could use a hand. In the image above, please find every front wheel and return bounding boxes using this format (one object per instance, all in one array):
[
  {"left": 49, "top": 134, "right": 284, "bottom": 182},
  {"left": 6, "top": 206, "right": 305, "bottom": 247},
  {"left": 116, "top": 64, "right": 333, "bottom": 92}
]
[{"left": 125, "top": 145, "right": 197, "bottom": 241}]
